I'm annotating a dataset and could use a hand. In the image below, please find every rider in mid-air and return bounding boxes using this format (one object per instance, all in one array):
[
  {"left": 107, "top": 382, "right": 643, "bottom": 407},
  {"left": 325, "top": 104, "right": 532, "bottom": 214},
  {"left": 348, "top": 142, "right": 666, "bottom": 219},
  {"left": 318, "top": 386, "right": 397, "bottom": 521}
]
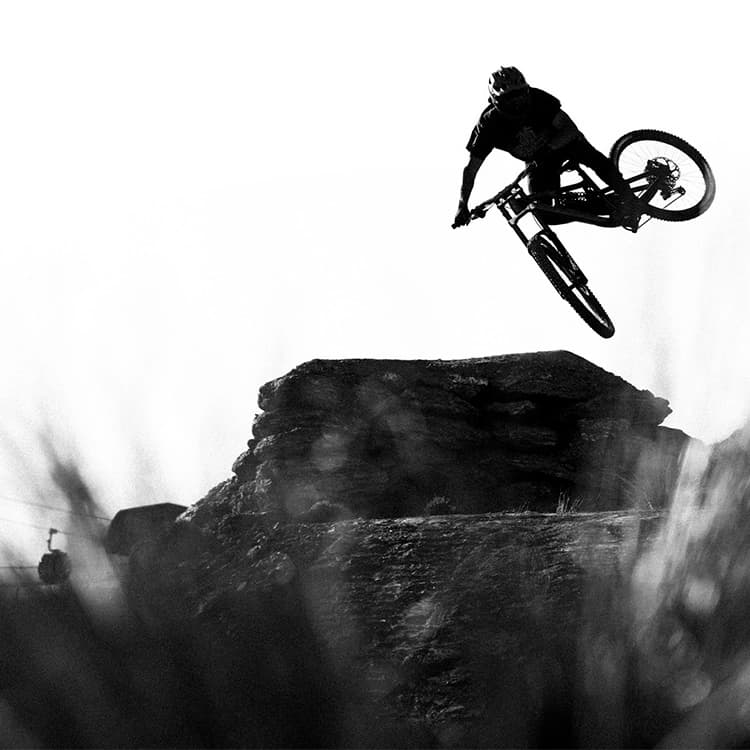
[{"left": 453, "top": 67, "right": 640, "bottom": 231}]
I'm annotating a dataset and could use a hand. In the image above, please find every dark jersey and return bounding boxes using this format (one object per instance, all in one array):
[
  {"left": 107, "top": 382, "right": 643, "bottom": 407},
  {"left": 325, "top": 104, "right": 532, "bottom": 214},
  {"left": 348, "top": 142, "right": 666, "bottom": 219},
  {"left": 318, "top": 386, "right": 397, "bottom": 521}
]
[{"left": 466, "top": 87, "right": 562, "bottom": 161}]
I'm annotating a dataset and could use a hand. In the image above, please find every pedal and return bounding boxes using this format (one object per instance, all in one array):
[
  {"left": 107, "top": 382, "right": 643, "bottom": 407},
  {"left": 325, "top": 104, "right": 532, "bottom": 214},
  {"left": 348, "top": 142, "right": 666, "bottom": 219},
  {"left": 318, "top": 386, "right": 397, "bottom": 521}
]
[{"left": 620, "top": 212, "right": 643, "bottom": 233}]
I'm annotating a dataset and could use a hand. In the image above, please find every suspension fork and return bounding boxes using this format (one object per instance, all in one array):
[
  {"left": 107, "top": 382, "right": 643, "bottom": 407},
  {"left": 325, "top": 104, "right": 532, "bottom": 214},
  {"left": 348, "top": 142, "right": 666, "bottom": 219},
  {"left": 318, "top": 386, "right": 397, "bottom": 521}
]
[
  {"left": 498, "top": 192, "right": 587, "bottom": 284},
  {"left": 498, "top": 191, "right": 567, "bottom": 256},
  {"left": 496, "top": 187, "right": 543, "bottom": 246}
]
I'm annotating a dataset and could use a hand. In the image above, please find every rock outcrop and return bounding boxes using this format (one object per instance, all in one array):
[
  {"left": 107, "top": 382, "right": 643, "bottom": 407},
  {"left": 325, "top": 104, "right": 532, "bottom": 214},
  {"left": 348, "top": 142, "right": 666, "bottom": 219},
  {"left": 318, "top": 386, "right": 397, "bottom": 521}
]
[
  {"left": 107, "top": 353, "right": 750, "bottom": 748},
  {"left": 13, "top": 353, "right": 750, "bottom": 748},
  {"left": 105, "top": 502, "right": 188, "bottom": 555},
  {"left": 200, "top": 351, "right": 692, "bottom": 525},
  {"left": 139, "top": 509, "right": 664, "bottom": 749}
]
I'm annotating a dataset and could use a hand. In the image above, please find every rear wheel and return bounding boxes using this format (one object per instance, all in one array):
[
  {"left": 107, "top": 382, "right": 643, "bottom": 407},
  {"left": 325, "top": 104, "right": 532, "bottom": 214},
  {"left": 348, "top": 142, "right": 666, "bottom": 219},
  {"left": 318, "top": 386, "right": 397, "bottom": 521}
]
[
  {"left": 610, "top": 129, "right": 715, "bottom": 221},
  {"left": 528, "top": 234, "right": 615, "bottom": 338}
]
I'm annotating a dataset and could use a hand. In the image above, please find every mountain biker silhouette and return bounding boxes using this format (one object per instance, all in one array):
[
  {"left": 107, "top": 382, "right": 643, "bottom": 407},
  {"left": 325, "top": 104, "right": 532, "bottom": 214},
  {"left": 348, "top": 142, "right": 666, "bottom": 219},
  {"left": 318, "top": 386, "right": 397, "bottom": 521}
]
[{"left": 453, "top": 67, "right": 641, "bottom": 231}]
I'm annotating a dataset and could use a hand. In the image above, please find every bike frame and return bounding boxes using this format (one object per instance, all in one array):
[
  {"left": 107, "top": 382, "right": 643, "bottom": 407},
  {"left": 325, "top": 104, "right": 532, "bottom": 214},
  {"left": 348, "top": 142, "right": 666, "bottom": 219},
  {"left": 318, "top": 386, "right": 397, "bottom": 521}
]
[
  {"left": 459, "top": 130, "right": 710, "bottom": 338},
  {"left": 472, "top": 162, "right": 619, "bottom": 245},
  {"left": 470, "top": 158, "right": 670, "bottom": 241}
]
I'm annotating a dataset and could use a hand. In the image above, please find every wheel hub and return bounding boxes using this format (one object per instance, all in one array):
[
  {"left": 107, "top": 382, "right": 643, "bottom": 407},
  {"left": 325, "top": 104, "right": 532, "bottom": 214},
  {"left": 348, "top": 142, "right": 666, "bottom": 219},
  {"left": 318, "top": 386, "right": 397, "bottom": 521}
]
[{"left": 646, "top": 157, "right": 680, "bottom": 197}]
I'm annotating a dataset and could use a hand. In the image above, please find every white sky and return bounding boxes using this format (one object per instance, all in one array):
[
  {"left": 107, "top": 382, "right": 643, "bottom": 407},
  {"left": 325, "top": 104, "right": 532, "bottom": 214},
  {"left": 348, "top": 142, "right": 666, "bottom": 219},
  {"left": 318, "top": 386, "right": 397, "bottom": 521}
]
[{"left": 0, "top": 1, "right": 748, "bottom": 552}]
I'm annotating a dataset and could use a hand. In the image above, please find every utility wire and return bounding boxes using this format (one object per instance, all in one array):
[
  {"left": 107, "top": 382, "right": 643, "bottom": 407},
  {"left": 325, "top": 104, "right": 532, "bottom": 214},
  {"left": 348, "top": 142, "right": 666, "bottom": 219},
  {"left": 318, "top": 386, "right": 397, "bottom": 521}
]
[
  {"left": 0, "top": 493, "right": 111, "bottom": 521},
  {"left": 0, "top": 515, "right": 101, "bottom": 540}
]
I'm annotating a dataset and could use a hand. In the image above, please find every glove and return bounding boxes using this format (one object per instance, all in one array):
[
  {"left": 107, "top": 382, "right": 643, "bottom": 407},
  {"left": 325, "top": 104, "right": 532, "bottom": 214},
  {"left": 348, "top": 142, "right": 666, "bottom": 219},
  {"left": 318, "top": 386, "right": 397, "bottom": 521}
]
[{"left": 453, "top": 203, "right": 471, "bottom": 228}]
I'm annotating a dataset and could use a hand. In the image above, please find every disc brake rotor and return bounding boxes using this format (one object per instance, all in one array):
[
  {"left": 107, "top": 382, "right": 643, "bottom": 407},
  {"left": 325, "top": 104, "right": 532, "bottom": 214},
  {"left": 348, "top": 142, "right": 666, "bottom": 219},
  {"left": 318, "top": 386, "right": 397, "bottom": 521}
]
[{"left": 646, "top": 156, "right": 681, "bottom": 198}]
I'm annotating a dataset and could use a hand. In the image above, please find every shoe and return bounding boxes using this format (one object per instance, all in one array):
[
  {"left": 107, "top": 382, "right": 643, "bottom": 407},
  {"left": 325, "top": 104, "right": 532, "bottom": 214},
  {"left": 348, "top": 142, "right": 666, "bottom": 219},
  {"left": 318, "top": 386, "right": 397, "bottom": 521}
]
[{"left": 623, "top": 216, "right": 640, "bottom": 232}]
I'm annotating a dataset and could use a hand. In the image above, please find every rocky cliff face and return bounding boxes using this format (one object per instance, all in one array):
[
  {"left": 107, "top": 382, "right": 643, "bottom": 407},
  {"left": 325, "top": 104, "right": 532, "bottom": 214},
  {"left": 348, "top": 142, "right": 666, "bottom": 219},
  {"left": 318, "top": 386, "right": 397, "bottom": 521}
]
[
  {"left": 141, "top": 509, "right": 664, "bottom": 748},
  {"left": 144, "top": 351, "right": 705, "bottom": 746},
  {"left": 197, "top": 351, "right": 692, "bottom": 526},
  {"left": 7, "top": 355, "right": 750, "bottom": 748},
  {"left": 115, "top": 353, "right": 750, "bottom": 748}
]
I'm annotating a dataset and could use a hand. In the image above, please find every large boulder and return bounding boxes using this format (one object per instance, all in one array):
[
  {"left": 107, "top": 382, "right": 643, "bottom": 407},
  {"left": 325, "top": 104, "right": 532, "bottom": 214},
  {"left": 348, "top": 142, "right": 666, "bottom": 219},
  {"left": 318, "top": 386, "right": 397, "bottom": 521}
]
[
  {"left": 215, "top": 352, "right": 693, "bottom": 524},
  {"left": 105, "top": 502, "right": 187, "bottom": 555}
]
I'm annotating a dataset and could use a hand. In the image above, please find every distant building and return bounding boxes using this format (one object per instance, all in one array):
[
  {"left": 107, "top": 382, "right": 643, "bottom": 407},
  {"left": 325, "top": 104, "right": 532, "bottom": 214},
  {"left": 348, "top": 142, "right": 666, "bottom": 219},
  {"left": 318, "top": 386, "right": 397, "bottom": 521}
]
[{"left": 104, "top": 503, "right": 187, "bottom": 555}]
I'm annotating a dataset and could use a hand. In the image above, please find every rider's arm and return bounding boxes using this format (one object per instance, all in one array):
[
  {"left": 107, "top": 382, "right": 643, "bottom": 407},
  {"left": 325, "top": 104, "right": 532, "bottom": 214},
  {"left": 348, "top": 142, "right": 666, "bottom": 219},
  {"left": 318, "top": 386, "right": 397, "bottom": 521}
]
[
  {"left": 546, "top": 110, "right": 580, "bottom": 151},
  {"left": 458, "top": 154, "right": 486, "bottom": 208}
]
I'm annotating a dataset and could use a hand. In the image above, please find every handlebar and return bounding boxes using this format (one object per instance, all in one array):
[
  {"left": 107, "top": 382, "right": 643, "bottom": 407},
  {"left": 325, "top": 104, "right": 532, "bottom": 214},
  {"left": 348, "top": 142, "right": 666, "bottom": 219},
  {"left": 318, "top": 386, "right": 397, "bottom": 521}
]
[{"left": 452, "top": 162, "right": 537, "bottom": 229}]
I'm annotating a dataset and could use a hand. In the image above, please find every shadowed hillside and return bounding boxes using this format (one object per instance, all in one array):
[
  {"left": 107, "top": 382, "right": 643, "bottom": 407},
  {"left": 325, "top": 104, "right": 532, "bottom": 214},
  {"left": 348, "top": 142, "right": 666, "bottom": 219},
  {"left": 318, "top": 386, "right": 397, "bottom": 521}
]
[{"left": 5, "top": 352, "right": 750, "bottom": 748}]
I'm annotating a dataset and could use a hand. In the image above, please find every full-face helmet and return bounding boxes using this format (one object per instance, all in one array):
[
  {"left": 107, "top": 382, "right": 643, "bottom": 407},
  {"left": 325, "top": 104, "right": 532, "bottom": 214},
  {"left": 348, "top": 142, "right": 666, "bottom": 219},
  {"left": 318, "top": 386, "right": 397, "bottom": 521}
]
[{"left": 488, "top": 67, "right": 529, "bottom": 106}]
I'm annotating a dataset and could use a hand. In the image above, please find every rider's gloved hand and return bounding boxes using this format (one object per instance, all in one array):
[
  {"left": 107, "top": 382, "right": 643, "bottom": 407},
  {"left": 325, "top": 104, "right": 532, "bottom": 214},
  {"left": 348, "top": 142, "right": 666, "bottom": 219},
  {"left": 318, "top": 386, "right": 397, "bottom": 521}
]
[{"left": 453, "top": 202, "right": 471, "bottom": 228}]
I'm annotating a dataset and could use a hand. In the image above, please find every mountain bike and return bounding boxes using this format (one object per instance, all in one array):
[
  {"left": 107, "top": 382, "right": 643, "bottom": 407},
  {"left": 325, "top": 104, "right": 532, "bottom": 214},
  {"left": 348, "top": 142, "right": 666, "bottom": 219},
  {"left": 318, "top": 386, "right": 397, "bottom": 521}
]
[{"left": 459, "top": 130, "right": 716, "bottom": 338}]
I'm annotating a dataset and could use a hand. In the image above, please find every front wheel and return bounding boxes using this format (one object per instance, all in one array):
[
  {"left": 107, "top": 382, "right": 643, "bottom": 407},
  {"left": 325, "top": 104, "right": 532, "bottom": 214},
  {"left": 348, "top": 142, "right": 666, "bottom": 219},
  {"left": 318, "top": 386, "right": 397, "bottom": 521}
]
[
  {"left": 610, "top": 130, "right": 715, "bottom": 221},
  {"left": 528, "top": 234, "right": 615, "bottom": 338}
]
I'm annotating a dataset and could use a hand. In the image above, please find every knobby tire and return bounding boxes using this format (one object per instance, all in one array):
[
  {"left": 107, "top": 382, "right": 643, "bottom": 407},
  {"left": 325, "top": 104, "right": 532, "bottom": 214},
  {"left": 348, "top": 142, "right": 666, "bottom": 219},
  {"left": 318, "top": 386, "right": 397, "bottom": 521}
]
[
  {"left": 610, "top": 129, "right": 715, "bottom": 222},
  {"left": 528, "top": 234, "right": 615, "bottom": 339}
]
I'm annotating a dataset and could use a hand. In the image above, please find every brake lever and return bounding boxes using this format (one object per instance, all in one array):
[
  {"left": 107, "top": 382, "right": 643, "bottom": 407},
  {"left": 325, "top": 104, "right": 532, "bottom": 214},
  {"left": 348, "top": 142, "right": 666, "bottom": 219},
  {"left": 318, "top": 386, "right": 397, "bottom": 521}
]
[{"left": 451, "top": 205, "right": 486, "bottom": 229}]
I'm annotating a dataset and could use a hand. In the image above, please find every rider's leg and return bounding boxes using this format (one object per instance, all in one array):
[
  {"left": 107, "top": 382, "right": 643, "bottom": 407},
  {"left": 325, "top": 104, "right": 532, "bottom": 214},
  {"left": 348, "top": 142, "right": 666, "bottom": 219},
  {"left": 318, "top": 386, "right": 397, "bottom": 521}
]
[
  {"left": 527, "top": 157, "right": 575, "bottom": 225},
  {"left": 568, "top": 136, "right": 631, "bottom": 195},
  {"left": 567, "top": 136, "right": 641, "bottom": 230}
]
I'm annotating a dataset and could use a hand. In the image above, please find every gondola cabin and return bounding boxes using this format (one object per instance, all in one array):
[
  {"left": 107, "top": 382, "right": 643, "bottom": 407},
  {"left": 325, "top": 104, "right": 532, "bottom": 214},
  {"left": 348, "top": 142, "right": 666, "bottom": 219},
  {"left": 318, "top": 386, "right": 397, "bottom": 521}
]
[{"left": 37, "top": 528, "right": 72, "bottom": 585}]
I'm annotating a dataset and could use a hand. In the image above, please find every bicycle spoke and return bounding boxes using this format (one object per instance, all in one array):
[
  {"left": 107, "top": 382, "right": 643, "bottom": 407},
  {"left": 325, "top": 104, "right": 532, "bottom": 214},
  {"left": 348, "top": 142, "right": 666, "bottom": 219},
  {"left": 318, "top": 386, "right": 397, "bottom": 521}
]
[
  {"left": 612, "top": 131, "right": 714, "bottom": 221},
  {"left": 620, "top": 142, "right": 707, "bottom": 209}
]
